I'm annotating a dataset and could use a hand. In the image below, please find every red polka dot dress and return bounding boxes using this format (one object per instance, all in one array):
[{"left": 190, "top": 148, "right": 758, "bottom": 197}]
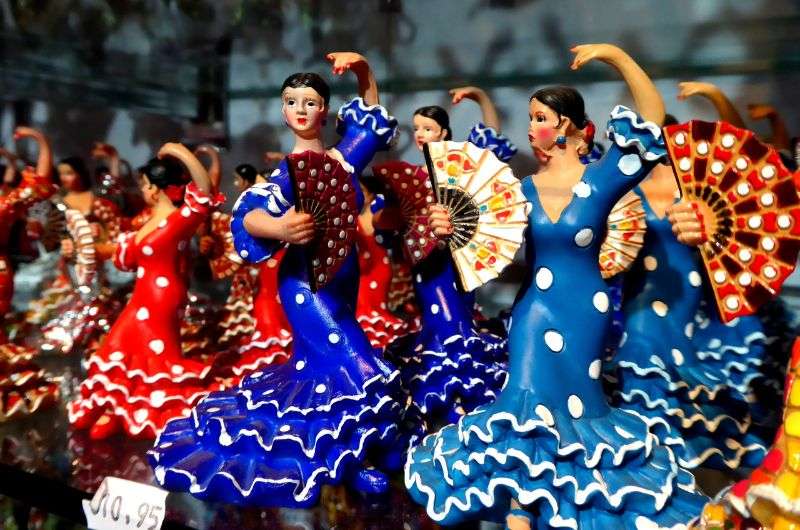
[{"left": 68, "top": 183, "right": 227, "bottom": 439}]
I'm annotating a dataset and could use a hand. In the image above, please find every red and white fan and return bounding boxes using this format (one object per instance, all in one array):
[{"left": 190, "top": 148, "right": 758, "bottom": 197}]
[
  {"left": 599, "top": 191, "right": 647, "bottom": 279},
  {"left": 286, "top": 151, "right": 358, "bottom": 291},
  {"left": 64, "top": 208, "right": 97, "bottom": 290},
  {"left": 664, "top": 120, "right": 800, "bottom": 322},
  {"left": 423, "top": 141, "right": 529, "bottom": 292}
]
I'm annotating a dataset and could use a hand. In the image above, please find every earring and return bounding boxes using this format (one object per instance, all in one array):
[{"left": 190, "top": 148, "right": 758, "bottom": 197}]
[{"left": 555, "top": 135, "right": 567, "bottom": 146}]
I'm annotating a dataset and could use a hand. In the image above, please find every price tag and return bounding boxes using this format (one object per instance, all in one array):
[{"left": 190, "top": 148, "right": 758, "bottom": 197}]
[{"left": 82, "top": 476, "right": 168, "bottom": 530}]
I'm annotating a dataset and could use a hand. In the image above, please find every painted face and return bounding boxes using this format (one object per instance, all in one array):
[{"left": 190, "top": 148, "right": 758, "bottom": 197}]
[
  {"left": 527, "top": 98, "right": 565, "bottom": 164},
  {"left": 412, "top": 114, "right": 447, "bottom": 151},
  {"left": 282, "top": 87, "right": 327, "bottom": 136},
  {"left": 58, "top": 163, "right": 84, "bottom": 191}
]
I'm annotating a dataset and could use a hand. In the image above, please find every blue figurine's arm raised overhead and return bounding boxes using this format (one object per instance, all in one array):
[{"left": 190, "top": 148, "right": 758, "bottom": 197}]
[
  {"left": 230, "top": 160, "right": 294, "bottom": 264},
  {"left": 332, "top": 97, "right": 398, "bottom": 176}
]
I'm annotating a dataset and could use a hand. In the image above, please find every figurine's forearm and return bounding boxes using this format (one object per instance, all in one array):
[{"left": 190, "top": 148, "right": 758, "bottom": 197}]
[
  {"left": 474, "top": 89, "right": 501, "bottom": 131},
  {"left": 243, "top": 209, "right": 284, "bottom": 240},
  {"left": 33, "top": 133, "right": 52, "bottom": 178},
  {"left": 606, "top": 50, "right": 665, "bottom": 126},
  {"left": 353, "top": 62, "right": 379, "bottom": 106},
  {"left": 705, "top": 90, "right": 746, "bottom": 129}
]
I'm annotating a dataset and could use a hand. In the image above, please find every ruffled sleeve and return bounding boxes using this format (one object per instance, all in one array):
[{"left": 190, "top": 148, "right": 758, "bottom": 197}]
[
  {"left": 230, "top": 164, "right": 293, "bottom": 263},
  {"left": 113, "top": 232, "right": 137, "bottom": 272},
  {"left": 466, "top": 122, "right": 518, "bottom": 163},
  {"left": 167, "top": 182, "right": 225, "bottom": 241},
  {"left": 585, "top": 106, "right": 667, "bottom": 208},
  {"left": 334, "top": 98, "right": 398, "bottom": 175}
]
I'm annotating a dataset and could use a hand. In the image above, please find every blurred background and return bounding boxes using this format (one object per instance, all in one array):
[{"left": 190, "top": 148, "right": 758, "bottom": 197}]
[{"left": 2, "top": 0, "right": 800, "bottom": 310}]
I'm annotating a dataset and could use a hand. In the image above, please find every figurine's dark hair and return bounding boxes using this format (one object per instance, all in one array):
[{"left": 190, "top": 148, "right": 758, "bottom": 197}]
[
  {"left": 235, "top": 163, "right": 258, "bottom": 185},
  {"left": 663, "top": 113, "right": 679, "bottom": 126},
  {"left": 58, "top": 156, "right": 92, "bottom": 191},
  {"left": 530, "top": 86, "right": 590, "bottom": 130},
  {"left": 413, "top": 105, "right": 453, "bottom": 140},
  {"left": 139, "top": 157, "right": 186, "bottom": 190},
  {"left": 281, "top": 73, "right": 330, "bottom": 106}
]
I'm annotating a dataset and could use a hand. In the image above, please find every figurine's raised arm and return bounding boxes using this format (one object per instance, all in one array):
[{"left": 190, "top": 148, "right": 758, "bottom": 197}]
[
  {"left": 677, "top": 81, "right": 745, "bottom": 128},
  {"left": 91, "top": 142, "right": 120, "bottom": 178},
  {"left": 194, "top": 144, "right": 221, "bottom": 194},
  {"left": 571, "top": 43, "right": 665, "bottom": 125},
  {"left": 326, "top": 52, "right": 379, "bottom": 106},
  {"left": 748, "top": 103, "right": 791, "bottom": 151},
  {"left": 14, "top": 126, "right": 52, "bottom": 178},
  {"left": 450, "top": 86, "right": 501, "bottom": 131}
]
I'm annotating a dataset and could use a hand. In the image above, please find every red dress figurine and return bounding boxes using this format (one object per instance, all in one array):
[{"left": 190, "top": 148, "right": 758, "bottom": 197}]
[{"left": 68, "top": 143, "right": 226, "bottom": 439}]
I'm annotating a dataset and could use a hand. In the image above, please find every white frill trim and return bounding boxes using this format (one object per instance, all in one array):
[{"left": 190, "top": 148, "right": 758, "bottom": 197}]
[
  {"left": 337, "top": 97, "right": 398, "bottom": 141},
  {"left": 606, "top": 105, "right": 665, "bottom": 162},
  {"left": 85, "top": 357, "right": 212, "bottom": 384}
]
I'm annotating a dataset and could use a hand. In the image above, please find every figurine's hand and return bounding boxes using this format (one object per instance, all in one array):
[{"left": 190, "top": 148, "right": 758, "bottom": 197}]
[
  {"left": 13, "top": 126, "right": 43, "bottom": 142},
  {"left": 264, "top": 151, "right": 284, "bottom": 164},
  {"left": 326, "top": 52, "right": 368, "bottom": 76},
  {"left": 449, "top": 86, "right": 484, "bottom": 105},
  {"left": 198, "top": 235, "right": 216, "bottom": 256},
  {"left": 91, "top": 142, "right": 118, "bottom": 160},
  {"left": 667, "top": 201, "right": 706, "bottom": 247},
  {"left": 570, "top": 43, "right": 623, "bottom": 70},
  {"left": 281, "top": 209, "right": 316, "bottom": 245},
  {"left": 60, "top": 238, "right": 75, "bottom": 259},
  {"left": 677, "top": 81, "right": 717, "bottom": 101},
  {"left": 747, "top": 103, "right": 777, "bottom": 121},
  {"left": 429, "top": 204, "right": 454, "bottom": 239}
]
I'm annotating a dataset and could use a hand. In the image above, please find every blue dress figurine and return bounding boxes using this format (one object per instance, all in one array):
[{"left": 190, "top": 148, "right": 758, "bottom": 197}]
[
  {"left": 148, "top": 54, "right": 410, "bottom": 507},
  {"left": 405, "top": 43, "right": 707, "bottom": 530},
  {"left": 607, "top": 158, "right": 777, "bottom": 471},
  {"left": 382, "top": 96, "right": 516, "bottom": 426}
]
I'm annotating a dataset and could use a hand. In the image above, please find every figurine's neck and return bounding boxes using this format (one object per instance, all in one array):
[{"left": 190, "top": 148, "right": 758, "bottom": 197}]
[
  {"left": 151, "top": 194, "right": 176, "bottom": 215},
  {"left": 537, "top": 148, "right": 582, "bottom": 175},
  {"left": 292, "top": 134, "right": 325, "bottom": 154}
]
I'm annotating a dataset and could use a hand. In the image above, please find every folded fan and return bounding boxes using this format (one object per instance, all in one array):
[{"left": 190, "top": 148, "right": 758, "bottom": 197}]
[
  {"left": 664, "top": 120, "right": 800, "bottom": 322},
  {"left": 599, "top": 191, "right": 647, "bottom": 279},
  {"left": 286, "top": 151, "right": 358, "bottom": 291}
]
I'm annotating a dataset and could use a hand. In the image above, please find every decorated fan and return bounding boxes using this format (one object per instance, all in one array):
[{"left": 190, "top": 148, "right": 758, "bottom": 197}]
[
  {"left": 664, "top": 120, "right": 800, "bottom": 322},
  {"left": 64, "top": 208, "right": 97, "bottom": 289},
  {"left": 423, "top": 141, "right": 529, "bottom": 292},
  {"left": 286, "top": 151, "right": 358, "bottom": 291},
  {"left": 599, "top": 191, "right": 647, "bottom": 279},
  {"left": 372, "top": 161, "right": 439, "bottom": 265}
]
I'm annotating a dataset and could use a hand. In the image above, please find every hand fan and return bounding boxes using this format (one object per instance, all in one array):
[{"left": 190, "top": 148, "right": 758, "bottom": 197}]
[
  {"left": 664, "top": 120, "right": 800, "bottom": 322},
  {"left": 423, "top": 141, "right": 529, "bottom": 292},
  {"left": 372, "top": 160, "right": 439, "bottom": 265},
  {"left": 286, "top": 151, "right": 358, "bottom": 291},
  {"left": 64, "top": 208, "right": 97, "bottom": 290},
  {"left": 599, "top": 191, "right": 647, "bottom": 279}
]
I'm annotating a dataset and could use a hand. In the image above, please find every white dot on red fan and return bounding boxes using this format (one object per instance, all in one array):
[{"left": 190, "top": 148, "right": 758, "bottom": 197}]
[
  {"left": 710, "top": 161, "right": 724, "bottom": 174},
  {"left": 738, "top": 249, "right": 752, "bottom": 262},
  {"left": 651, "top": 300, "right": 668, "bottom": 317},
  {"left": 761, "top": 237, "right": 776, "bottom": 252},
  {"left": 713, "top": 270, "right": 727, "bottom": 284},
  {"left": 535, "top": 267, "right": 553, "bottom": 290},
  {"left": 761, "top": 165, "right": 776, "bottom": 180},
  {"left": 149, "top": 339, "right": 165, "bottom": 354},
  {"left": 760, "top": 193, "right": 775, "bottom": 206},
  {"left": 431, "top": 304, "right": 440, "bottom": 315},
  {"left": 567, "top": 395, "right": 584, "bottom": 419},
  {"left": 137, "top": 267, "right": 144, "bottom": 278},
  {"left": 725, "top": 296, "right": 740, "bottom": 311},
  {"left": 688, "top": 271, "right": 702, "bottom": 287},
  {"left": 171, "top": 365, "right": 184, "bottom": 375},
  {"left": 156, "top": 276, "right": 169, "bottom": 288},
  {"left": 181, "top": 207, "right": 191, "bottom": 217},
  {"left": 721, "top": 134, "right": 736, "bottom": 148},
  {"left": 678, "top": 158, "right": 691, "bottom": 172},
  {"left": 644, "top": 256, "right": 657, "bottom": 271},
  {"left": 674, "top": 132, "right": 686, "bottom": 146},
  {"left": 369, "top": 281, "right": 378, "bottom": 289},
  {"left": 735, "top": 157, "right": 748, "bottom": 171},
  {"left": 142, "top": 245, "right": 153, "bottom": 256},
  {"left": 738, "top": 272, "right": 752, "bottom": 286},
  {"left": 109, "top": 351, "right": 124, "bottom": 362},
  {"left": 136, "top": 307, "right": 149, "bottom": 321},
  {"left": 736, "top": 182, "right": 750, "bottom": 196},
  {"left": 778, "top": 215, "right": 792, "bottom": 229},
  {"left": 696, "top": 141, "right": 709, "bottom": 155},
  {"left": 748, "top": 215, "right": 763, "bottom": 229},
  {"left": 764, "top": 266, "right": 777, "bottom": 279}
]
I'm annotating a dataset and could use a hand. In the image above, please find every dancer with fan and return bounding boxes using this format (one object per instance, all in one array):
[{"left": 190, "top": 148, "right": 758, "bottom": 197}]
[
  {"left": 405, "top": 43, "right": 707, "bottom": 529},
  {"left": 372, "top": 86, "right": 516, "bottom": 426},
  {"left": 68, "top": 143, "right": 228, "bottom": 440},
  {"left": 148, "top": 52, "right": 411, "bottom": 507}
]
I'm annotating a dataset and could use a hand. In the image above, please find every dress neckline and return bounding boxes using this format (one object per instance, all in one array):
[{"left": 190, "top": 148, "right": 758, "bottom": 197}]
[{"left": 526, "top": 167, "right": 587, "bottom": 225}]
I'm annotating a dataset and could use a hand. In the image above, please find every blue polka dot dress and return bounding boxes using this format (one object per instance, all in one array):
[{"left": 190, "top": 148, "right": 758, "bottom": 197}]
[
  {"left": 607, "top": 187, "right": 776, "bottom": 470},
  {"left": 404, "top": 106, "right": 706, "bottom": 528},
  {"left": 387, "top": 124, "right": 515, "bottom": 426},
  {"left": 148, "top": 98, "right": 411, "bottom": 508}
]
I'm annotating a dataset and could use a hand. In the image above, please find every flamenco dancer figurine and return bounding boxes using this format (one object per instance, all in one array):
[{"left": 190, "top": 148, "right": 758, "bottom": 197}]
[
  {"left": 606, "top": 113, "right": 774, "bottom": 471},
  {"left": 68, "top": 143, "right": 226, "bottom": 440},
  {"left": 404, "top": 44, "right": 706, "bottom": 529},
  {"left": 374, "top": 86, "right": 515, "bottom": 425},
  {"left": 201, "top": 162, "right": 292, "bottom": 376},
  {"left": 149, "top": 52, "right": 409, "bottom": 507}
]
